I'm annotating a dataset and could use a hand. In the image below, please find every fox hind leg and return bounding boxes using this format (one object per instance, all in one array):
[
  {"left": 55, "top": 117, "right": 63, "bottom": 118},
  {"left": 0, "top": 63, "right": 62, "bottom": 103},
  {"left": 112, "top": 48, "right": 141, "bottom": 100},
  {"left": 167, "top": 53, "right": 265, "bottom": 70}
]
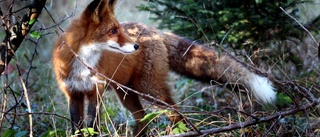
[
  {"left": 145, "top": 86, "right": 185, "bottom": 135},
  {"left": 116, "top": 89, "right": 147, "bottom": 136},
  {"left": 149, "top": 86, "right": 184, "bottom": 125},
  {"left": 134, "top": 80, "right": 184, "bottom": 130}
]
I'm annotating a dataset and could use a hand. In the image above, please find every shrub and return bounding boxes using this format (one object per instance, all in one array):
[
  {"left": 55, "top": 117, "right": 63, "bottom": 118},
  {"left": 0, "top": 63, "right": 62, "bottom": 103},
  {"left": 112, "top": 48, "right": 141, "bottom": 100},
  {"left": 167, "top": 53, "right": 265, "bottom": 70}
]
[{"left": 138, "top": 0, "right": 306, "bottom": 47}]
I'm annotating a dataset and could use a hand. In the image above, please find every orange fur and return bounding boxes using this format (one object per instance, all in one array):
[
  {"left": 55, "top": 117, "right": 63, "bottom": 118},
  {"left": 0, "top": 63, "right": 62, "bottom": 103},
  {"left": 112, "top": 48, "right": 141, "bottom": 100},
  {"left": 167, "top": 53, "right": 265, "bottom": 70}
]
[
  {"left": 53, "top": 0, "right": 181, "bottom": 136},
  {"left": 53, "top": 0, "right": 276, "bottom": 136}
]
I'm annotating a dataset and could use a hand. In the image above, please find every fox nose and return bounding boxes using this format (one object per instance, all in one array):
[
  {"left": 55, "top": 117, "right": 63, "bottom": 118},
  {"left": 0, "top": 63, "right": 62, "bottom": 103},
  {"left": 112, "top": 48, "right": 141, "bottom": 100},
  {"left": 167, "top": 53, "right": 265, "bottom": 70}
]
[{"left": 134, "top": 43, "right": 139, "bottom": 50}]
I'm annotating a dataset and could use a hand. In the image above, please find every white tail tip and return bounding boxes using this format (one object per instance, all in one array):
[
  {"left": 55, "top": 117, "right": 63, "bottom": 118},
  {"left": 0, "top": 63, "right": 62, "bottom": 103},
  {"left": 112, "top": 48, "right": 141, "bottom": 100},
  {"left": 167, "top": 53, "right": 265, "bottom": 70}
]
[{"left": 249, "top": 75, "right": 276, "bottom": 103}]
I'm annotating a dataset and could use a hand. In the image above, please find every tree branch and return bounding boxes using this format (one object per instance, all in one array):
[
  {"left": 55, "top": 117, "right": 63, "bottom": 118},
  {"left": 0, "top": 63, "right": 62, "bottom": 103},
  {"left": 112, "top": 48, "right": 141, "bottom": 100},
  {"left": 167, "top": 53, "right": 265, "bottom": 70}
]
[
  {"left": 279, "top": 7, "right": 320, "bottom": 59},
  {"left": 161, "top": 98, "right": 320, "bottom": 137},
  {"left": 0, "top": 0, "right": 47, "bottom": 74}
]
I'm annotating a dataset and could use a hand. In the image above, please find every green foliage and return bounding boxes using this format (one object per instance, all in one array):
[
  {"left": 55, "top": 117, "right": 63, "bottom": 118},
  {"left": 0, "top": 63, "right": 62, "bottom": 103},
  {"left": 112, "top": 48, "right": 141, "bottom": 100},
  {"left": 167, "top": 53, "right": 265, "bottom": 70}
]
[
  {"left": 277, "top": 92, "right": 293, "bottom": 106},
  {"left": 138, "top": 0, "right": 305, "bottom": 47},
  {"left": 40, "top": 130, "right": 66, "bottom": 137},
  {"left": 1, "top": 129, "right": 27, "bottom": 137},
  {"left": 172, "top": 121, "right": 189, "bottom": 134},
  {"left": 140, "top": 110, "right": 168, "bottom": 123},
  {"left": 30, "top": 30, "right": 41, "bottom": 39},
  {"left": 28, "top": 19, "right": 36, "bottom": 25},
  {"left": 75, "top": 128, "right": 98, "bottom": 137}
]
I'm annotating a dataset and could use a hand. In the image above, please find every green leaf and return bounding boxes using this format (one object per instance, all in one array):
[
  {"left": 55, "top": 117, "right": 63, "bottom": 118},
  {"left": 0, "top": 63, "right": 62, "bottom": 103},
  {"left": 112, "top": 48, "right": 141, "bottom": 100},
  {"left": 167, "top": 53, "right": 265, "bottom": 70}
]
[
  {"left": 172, "top": 121, "right": 189, "bottom": 134},
  {"left": 30, "top": 30, "right": 41, "bottom": 39},
  {"left": 75, "top": 128, "right": 98, "bottom": 137},
  {"left": 140, "top": 110, "right": 168, "bottom": 122},
  {"left": 1, "top": 129, "right": 15, "bottom": 137},
  {"left": 28, "top": 19, "right": 36, "bottom": 25},
  {"left": 177, "top": 121, "right": 189, "bottom": 131},
  {"left": 172, "top": 128, "right": 180, "bottom": 134},
  {"left": 40, "top": 130, "right": 66, "bottom": 137}
]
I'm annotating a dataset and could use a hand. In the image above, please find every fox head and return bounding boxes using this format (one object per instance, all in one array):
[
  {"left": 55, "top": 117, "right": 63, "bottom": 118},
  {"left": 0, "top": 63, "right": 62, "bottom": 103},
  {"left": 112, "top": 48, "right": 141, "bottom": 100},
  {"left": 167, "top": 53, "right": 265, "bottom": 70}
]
[{"left": 80, "top": 0, "right": 139, "bottom": 54}]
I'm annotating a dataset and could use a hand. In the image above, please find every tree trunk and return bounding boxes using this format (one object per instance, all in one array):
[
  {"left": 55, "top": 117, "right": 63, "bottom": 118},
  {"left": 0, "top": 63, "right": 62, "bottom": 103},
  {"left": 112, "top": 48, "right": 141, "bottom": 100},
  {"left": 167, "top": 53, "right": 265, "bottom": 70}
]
[{"left": 0, "top": 0, "right": 47, "bottom": 74}]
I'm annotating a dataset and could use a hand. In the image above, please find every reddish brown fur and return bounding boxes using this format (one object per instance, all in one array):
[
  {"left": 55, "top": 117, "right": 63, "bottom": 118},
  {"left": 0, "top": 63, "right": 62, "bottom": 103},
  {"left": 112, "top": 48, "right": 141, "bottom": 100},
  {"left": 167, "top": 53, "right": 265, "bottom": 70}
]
[
  {"left": 53, "top": 0, "right": 182, "bottom": 136},
  {"left": 121, "top": 22, "right": 267, "bottom": 95},
  {"left": 53, "top": 0, "right": 275, "bottom": 136}
]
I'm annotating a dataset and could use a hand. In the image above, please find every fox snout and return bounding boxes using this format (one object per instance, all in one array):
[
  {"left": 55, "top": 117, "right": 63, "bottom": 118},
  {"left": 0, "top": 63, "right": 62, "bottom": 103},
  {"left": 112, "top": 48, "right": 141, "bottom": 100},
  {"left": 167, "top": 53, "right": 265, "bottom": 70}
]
[
  {"left": 101, "top": 41, "right": 139, "bottom": 54},
  {"left": 134, "top": 43, "right": 139, "bottom": 50},
  {"left": 118, "top": 42, "right": 139, "bottom": 53}
]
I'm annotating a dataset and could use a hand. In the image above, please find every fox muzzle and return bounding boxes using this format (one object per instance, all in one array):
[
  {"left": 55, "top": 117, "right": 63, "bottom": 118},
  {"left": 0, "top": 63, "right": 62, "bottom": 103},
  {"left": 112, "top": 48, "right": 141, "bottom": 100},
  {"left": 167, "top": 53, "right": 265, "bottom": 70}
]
[{"left": 134, "top": 43, "right": 139, "bottom": 50}]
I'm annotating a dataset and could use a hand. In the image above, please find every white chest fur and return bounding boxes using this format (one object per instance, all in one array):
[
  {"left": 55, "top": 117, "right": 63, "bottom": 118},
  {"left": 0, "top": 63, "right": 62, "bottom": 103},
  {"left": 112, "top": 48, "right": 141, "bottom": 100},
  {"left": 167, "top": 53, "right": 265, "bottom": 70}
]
[{"left": 64, "top": 43, "right": 103, "bottom": 92}]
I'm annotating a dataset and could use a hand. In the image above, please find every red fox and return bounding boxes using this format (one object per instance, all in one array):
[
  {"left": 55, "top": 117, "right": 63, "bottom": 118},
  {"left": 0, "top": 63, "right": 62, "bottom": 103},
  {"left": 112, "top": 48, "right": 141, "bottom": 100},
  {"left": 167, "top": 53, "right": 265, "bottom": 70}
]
[{"left": 52, "top": 0, "right": 276, "bottom": 136}]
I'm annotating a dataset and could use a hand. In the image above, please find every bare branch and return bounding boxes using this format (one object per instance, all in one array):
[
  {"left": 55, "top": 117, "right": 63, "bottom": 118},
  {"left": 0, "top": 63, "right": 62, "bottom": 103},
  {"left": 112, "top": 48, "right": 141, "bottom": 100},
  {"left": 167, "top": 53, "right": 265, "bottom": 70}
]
[
  {"left": 161, "top": 99, "right": 320, "bottom": 137},
  {"left": 279, "top": 6, "right": 320, "bottom": 59},
  {"left": 0, "top": 0, "right": 47, "bottom": 74}
]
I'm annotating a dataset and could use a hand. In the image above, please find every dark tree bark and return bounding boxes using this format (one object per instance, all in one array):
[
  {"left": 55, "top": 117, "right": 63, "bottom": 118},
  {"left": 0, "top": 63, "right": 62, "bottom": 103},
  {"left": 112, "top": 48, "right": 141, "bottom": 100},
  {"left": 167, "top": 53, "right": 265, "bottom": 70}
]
[{"left": 0, "top": 0, "right": 46, "bottom": 74}]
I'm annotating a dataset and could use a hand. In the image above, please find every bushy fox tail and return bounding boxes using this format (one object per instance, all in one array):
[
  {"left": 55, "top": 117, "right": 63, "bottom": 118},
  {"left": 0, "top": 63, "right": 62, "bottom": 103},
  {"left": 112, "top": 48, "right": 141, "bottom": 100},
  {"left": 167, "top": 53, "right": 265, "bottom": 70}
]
[
  {"left": 121, "top": 22, "right": 276, "bottom": 103},
  {"left": 162, "top": 32, "right": 276, "bottom": 103}
]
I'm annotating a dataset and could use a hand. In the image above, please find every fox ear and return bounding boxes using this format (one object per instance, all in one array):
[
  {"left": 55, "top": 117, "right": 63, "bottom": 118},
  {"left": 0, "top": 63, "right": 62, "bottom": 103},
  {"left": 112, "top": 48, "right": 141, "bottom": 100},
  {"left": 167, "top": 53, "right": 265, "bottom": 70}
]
[
  {"left": 108, "top": 0, "right": 117, "bottom": 13},
  {"left": 90, "top": 0, "right": 117, "bottom": 24}
]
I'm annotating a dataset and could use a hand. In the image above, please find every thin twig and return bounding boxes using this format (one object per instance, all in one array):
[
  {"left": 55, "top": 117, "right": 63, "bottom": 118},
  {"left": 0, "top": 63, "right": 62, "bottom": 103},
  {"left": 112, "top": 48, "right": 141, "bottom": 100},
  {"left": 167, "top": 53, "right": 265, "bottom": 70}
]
[
  {"left": 182, "top": 40, "right": 196, "bottom": 57},
  {"left": 18, "top": 69, "right": 33, "bottom": 136},
  {"left": 279, "top": 6, "right": 320, "bottom": 59},
  {"left": 43, "top": 6, "right": 65, "bottom": 32},
  {"left": 161, "top": 99, "right": 319, "bottom": 137}
]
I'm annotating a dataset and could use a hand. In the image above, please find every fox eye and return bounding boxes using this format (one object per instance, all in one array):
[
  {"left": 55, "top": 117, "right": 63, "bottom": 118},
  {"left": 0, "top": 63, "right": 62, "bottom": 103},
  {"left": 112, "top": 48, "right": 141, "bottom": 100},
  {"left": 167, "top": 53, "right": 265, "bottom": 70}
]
[{"left": 109, "top": 29, "right": 118, "bottom": 34}]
